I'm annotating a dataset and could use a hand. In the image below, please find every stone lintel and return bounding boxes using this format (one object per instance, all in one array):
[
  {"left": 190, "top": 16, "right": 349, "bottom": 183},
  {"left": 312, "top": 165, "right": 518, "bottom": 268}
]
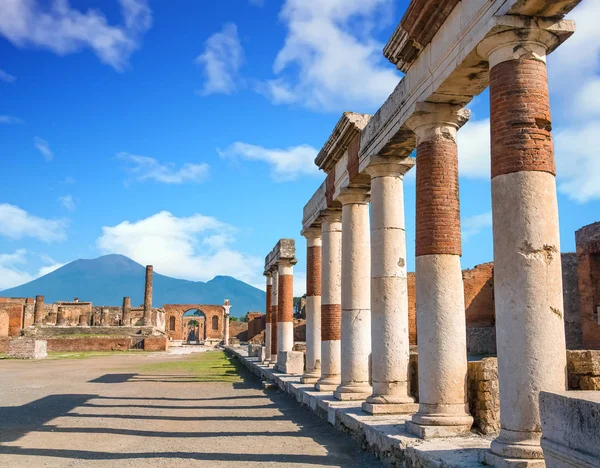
[
  {"left": 315, "top": 112, "right": 371, "bottom": 173},
  {"left": 302, "top": 181, "right": 327, "bottom": 231},
  {"left": 506, "top": 0, "right": 583, "bottom": 18},
  {"left": 265, "top": 238, "right": 297, "bottom": 272}
]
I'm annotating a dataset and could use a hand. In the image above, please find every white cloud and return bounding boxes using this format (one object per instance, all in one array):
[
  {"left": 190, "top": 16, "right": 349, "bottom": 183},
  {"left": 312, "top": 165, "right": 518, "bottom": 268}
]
[
  {"left": 58, "top": 194, "right": 76, "bottom": 212},
  {"left": 219, "top": 142, "right": 320, "bottom": 181},
  {"left": 34, "top": 136, "right": 53, "bottom": 161},
  {"left": 462, "top": 211, "right": 492, "bottom": 242},
  {"left": 258, "top": 0, "right": 399, "bottom": 112},
  {"left": 457, "top": 118, "right": 490, "bottom": 179},
  {"left": 118, "top": 152, "right": 209, "bottom": 184},
  {"left": 96, "top": 211, "right": 263, "bottom": 286},
  {"left": 0, "top": 203, "right": 67, "bottom": 243},
  {"left": 0, "top": 0, "right": 152, "bottom": 71},
  {"left": 195, "top": 23, "right": 244, "bottom": 96},
  {"left": 0, "top": 115, "right": 24, "bottom": 124},
  {"left": 0, "top": 250, "right": 66, "bottom": 290},
  {"left": 0, "top": 68, "right": 16, "bottom": 83}
]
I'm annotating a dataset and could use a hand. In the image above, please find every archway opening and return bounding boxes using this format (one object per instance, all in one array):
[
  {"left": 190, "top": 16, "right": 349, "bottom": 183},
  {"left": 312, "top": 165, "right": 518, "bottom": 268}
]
[{"left": 183, "top": 309, "right": 207, "bottom": 343}]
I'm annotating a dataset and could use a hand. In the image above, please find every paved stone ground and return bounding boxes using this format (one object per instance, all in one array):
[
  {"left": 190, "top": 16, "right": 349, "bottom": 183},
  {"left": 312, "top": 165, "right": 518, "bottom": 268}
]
[{"left": 0, "top": 351, "right": 381, "bottom": 467}]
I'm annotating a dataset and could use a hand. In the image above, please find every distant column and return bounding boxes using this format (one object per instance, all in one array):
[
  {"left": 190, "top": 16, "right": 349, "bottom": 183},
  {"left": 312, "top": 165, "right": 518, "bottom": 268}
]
[
  {"left": 34, "top": 295, "right": 45, "bottom": 325},
  {"left": 143, "top": 265, "right": 153, "bottom": 326},
  {"left": 122, "top": 297, "right": 131, "bottom": 326},
  {"left": 101, "top": 308, "right": 109, "bottom": 326},
  {"left": 56, "top": 307, "right": 67, "bottom": 326},
  {"left": 270, "top": 269, "right": 279, "bottom": 362},
  {"left": 223, "top": 300, "right": 231, "bottom": 346},
  {"left": 301, "top": 226, "right": 322, "bottom": 383},
  {"left": 264, "top": 273, "right": 273, "bottom": 362},
  {"left": 78, "top": 314, "right": 88, "bottom": 326},
  {"left": 278, "top": 259, "right": 295, "bottom": 360}
]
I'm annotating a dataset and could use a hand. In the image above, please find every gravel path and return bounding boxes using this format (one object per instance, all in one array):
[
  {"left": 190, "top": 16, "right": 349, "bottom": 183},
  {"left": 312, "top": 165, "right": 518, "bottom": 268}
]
[{"left": 0, "top": 351, "right": 381, "bottom": 467}]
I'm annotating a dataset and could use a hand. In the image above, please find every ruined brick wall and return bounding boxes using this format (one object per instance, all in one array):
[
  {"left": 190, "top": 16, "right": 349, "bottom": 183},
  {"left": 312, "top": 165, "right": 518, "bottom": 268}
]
[
  {"left": 247, "top": 312, "right": 265, "bottom": 341},
  {"left": 163, "top": 304, "right": 224, "bottom": 341},
  {"left": 9, "top": 338, "right": 47, "bottom": 359},
  {"left": 143, "top": 336, "right": 169, "bottom": 351},
  {"left": 467, "top": 358, "right": 500, "bottom": 434},
  {"left": 0, "top": 310, "right": 9, "bottom": 337},
  {"left": 46, "top": 337, "right": 132, "bottom": 352},
  {"left": 229, "top": 320, "right": 248, "bottom": 342},
  {"left": 576, "top": 222, "right": 600, "bottom": 349},
  {"left": 567, "top": 350, "right": 600, "bottom": 390},
  {"left": 54, "top": 302, "right": 93, "bottom": 325},
  {"left": 463, "top": 263, "right": 495, "bottom": 327},
  {"left": 0, "top": 338, "right": 8, "bottom": 353}
]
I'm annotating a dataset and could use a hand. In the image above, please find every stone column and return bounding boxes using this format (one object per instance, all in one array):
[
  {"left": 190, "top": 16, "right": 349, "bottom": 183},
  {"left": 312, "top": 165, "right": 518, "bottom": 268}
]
[
  {"left": 122, "top": 297, "right": 131, "bottom": 326},
  {"left": 363, "top": 157, "right": 418, "bottom": 415},
  {"left": 270, "top": 269, "right": 279, "bottom": 362},
  {"left": 405, "top": 103, "right": 473, "bottom": 438},
  {"left": 57, "top": 307, "right": 67, "bottom": 326},
  {"left": 301, "top": 227, "right": 322, "bottom": 384},
  {"left": 478, "top": 29, "right": 568, "bottom": 465},
  {"left": 277, "top": 259, "right": 295, "bottom": 360},
  {"left": 264, "top": 273, "right": 272, "bottom": 363},
  {"left": 34, "top": 295, "right": 45, "bottom": 325},
  {"left": 78, "top": 314, "right": 88, "bottom": 326},
  {"left": 223, "top": 300, "right": 231, "bottom": 346},
  {"left": 143, "top": 265, "right": 153, "bottom": 326},
  {"left": 334, "top": 188, "right": 372, "bottom": 401},
  {"left": 316, "top": 211, "right": 342, "bottom": 391},
  {"left": 101, "top": 308, "right": 108, "bottom": 326}
]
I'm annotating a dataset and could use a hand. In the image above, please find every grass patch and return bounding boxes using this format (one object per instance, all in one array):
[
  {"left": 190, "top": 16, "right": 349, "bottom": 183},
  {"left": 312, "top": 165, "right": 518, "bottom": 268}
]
[
  {"left": 0, "top": 353, "right": 7, "bottom": 359},
  {"left": 137, "top": 350, "right": 243, "bottom": 383},
  {"left": 48, "top": 350, "right": 143, "bottom": 360}
]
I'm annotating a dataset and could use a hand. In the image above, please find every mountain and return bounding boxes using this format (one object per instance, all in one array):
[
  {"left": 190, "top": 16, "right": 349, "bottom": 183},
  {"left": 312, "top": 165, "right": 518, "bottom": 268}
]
[{"left": 0, "top": 254, "right": 265, "bottom": 318}]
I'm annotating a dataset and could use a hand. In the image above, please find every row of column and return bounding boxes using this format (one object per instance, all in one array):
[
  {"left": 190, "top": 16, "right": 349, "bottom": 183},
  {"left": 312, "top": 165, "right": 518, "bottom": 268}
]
[{"left": 295, "top": 28, "right": 566, "bottom": 464}]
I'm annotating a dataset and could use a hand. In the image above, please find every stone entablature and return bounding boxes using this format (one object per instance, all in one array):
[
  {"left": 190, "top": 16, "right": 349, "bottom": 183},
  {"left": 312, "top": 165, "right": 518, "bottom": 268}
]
[
  {"left": 302, "top": 181, "right": 326, "bottom": 231},
  {"left": 264, "top": 238, "right": 297, "bottom": 273}
]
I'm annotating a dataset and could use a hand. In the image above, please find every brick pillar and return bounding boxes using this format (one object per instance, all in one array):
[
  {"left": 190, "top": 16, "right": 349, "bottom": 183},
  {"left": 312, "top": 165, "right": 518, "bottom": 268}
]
[
  {"left": 301, "top": 226, "right": 322, "bottom": 383},
  {"left": 334, "top": 187, "right": 372, "bottom": 401},
  {"left": 316, "top": 211, "right": 342, "bottom": 391},
  {"left": 122, "top": 297, "right": 131, "bottom": 326},
  {"left": 143, "top": 265, "right": 153, "bottom": 326},
  {"left": 277, "top": 258, "right": 295, "bottom": 363},
  {"left": 34, "top": 295, "right": 44, "bottom": 325},
  {"left": 270, "top": 269, "right": 278, "bottom": 361},
  {"left": 363, "top": 157, "right": 418, "bottom": 415},
  {"left": 405, "top": 102, "right": 473, "bottom": 437},
  {"left": 478, "top": 28, "right": 568, "bottom": 464},
  {"left": 264, "top": 273, "right": 273, "bottom": 362}
]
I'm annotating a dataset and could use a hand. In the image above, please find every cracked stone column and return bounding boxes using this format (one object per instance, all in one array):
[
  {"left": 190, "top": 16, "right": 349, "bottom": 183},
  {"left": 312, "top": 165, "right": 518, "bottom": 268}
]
[
  {"left": 405, "top": 102, "right": 473, "bottom": 438},
  {"left": 334, "top": 187, "right": 372, "bottom": 401},
  {"left": 122, "top": 297, "right": 131, "bottom": 326},
  {"left": 363, "top": 157, "right": 418, "bottom": 415},
  {"left": 278, "top": 258, "right": 295, "bottom": 359},
  {"left": 316, "top": 211, "right": 342, "bottom": 391},
  {"left": 143, "top": 265, "right": 153, "bottom": 326},
  {"left": 301, "top": 227, "right": 322, "bottom": 383},
  {"left": 34, "top": 295, "right": 44, "bottom": 325},
  {"left": 478, "top": 28, "right": 568, "bottom": 465},
  {"left": 271, "top": 268, "right": 279, "bottom": 362},
  {"left": 264, "top": 272, "right": 272, "bottom": 362}
]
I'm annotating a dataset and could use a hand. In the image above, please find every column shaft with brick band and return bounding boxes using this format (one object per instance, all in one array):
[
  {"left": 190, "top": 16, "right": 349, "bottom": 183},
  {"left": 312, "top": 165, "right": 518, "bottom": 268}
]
[
  {"left": 478, "top": 29, "right": 568, "bottom": 464},
  {"left": 316, "top": 211, "right": 343, "bottom": 391},
  {"left": 277, "top": 259, "right": 294, "bottom": 360},
  {"left": 143, "top": 265, "right": 153, "bottom": 326},
  {"left": 334, "top": 187, "right": 372, "bottom": 401},
  {"left": 122, "top": 297, "right": 131, "bottom": 326},
  {"left": 264, "top": 273, "right": 273, "bottom": 362},
  {"left": 405, "top": 103, "right": 473, "bottom": 437},
  {"left": 363, "top": 157, "right": 418, "bottom": 415},
  {"left": 301, "top": 227, "right": 322, "bottom": 383},
  {"left": 34, "top": 295, "right": 44, "bottom": 325},
  {"left": 271, "top": 269, "right": 279, "bottom": 362}
]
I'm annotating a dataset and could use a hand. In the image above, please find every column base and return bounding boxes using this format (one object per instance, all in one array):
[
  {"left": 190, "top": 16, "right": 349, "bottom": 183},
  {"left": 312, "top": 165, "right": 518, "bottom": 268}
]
[
  {"left": 315, "top": 383, "right": 338, "bottom": 392},
  {"left": 301, "top": 374, "right": 320, "bottom": 384},
  {"left": 405, "top": 420, "right": 472, "bottom": 439},
  {"left": 362, "top": 402, "right": 419, "bottom": 415},
  {"left": 315, "top": 375, "right": 340, "bottom": 392},
  {"left": 490, "top": 429, "right": 544, "bottom": 460},
  {"left": 334, "top": 384, "right": 372, "bottom": 401},
  {"left": 480, "top": 451, "right": 545, "bottom": 468}
]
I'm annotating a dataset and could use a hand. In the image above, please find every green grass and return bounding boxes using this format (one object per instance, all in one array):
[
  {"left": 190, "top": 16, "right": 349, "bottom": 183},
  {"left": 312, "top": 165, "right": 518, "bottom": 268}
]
[
  {"left": 137, "top": 350, "right": 243, "bottom": 383},
  {"left": 47, "top": 350, "right": 143, "bottom": 360}
]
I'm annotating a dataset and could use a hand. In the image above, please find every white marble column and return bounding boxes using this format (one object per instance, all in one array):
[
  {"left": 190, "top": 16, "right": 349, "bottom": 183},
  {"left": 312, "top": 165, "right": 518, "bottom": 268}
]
[
  {"left": 264, "top": 273, "right": 272, "bottom": 363},
  {"left": 301, "top": 227, "right": 322, "bottom": 383},
  {"left": 363, "top": 157, "right": 418, "bottom": 415},
  {"left": 334, "top": 187, "right": 372, "bottom": 401},
  {"left": 316, "top": 211, "right": 343, "bottom": 392}
]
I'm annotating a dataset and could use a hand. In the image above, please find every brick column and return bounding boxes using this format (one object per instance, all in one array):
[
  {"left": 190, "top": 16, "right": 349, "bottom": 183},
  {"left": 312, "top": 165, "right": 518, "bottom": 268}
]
[
  {"left": 334, "top": 187, "right": 372, "bottom": 401},
  {"left": 143, "top": 265, "right": 153, "bottom": 326},
  {"left": 270, "top": 269, "right": 279, "bottom": 362},
  {"left": 478, "top": 29, "right": 568, "bottom": 465},
  {"left": 316, "top": 211, "right": 343, "bottom": 391},
  {"left": 264, "top": 273, "right": 273, "bottom": 362},
  {"left": 122, "top": 297, "right": 131, "bottom": 326},
  {"left": 34, "top": 295, "right": 44, "bottom": 325},
  {"left": 301, "top": 227, "right": 322, "bottom": 383},
  {"left": 277, "top": 259, "right": 295, "bottom": 361},
  {"left": 405, "top": 103, "right": 473, "bottom": 438},
  {"left": 363, "top": 157, "right": 418, "bottom": 415}
]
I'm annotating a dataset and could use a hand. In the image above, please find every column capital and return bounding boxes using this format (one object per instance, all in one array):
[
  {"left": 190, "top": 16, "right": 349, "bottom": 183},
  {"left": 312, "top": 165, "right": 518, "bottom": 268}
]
[
  {"left": 301, "top": 226, "right": 322, "bottom": 240},
  {"left": 278, "top": 257, "right": 297, "bottom": 269},
  {"left": 406, "top": 102, "right": 470, "bottom": 146},
  {"left": 364, "top": 156, "right": 415, "bottom": 179},
  {"left": 336, "top": 187, "right": 369, "bottom": 206},
  {"left": 263, "top": 270, "right": 272, "bottom": 278},
  {"left": 322, "top": 209, "right": 342, "bottom": 223}
]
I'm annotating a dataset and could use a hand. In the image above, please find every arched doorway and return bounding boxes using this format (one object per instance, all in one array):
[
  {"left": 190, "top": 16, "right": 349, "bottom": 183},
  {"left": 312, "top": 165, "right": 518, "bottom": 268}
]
[{"left": 183, "top": 309, "right": 207, "bottom": 343}]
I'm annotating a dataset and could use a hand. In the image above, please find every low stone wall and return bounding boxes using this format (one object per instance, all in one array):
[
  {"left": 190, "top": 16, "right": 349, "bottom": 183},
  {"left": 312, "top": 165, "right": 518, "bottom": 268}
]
[
  {"left": 0, "top": 337, "right": 8, "bottom": 353},
  {"left": 567, "top": 350, "right": 600, "bottom": 390},
  {"left": 46, "top": 337, "right": 132, "bottom": 352},
  {"left": 9, "top": 338, "right": 47, "bottom": 359},
  {"left": 467, "top": 358, "right": 500, "bottom": 434},
  {"left": 143, "top": 336, "right": 169, "bottom": 351}
]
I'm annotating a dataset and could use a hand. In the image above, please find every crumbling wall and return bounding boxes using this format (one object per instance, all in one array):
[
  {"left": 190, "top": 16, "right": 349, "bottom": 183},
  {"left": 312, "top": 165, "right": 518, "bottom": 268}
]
[
  {"left": 576, "top": 222, "right": 600, "bottom": 349},
  {"left": 567, "top": 350, "right": 600, "bottom": 390},
  {"left": 467, "top": 358, "right": 500, "bottom": 434}
]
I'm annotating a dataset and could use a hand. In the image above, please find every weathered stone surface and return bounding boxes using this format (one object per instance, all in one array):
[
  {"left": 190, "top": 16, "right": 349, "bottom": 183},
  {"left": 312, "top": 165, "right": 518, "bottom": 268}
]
[
  {"left": 467, "top": 327, "right": 497, "bottom": 356},
  {"left": 247, "top": 344, "right": 261, "bottom": 358},
  {"left": 9, "top": 338, "right": 47, "bottom": 359},
  {"left": 277, "top": 351, "right": 304, "bottom": 375}
]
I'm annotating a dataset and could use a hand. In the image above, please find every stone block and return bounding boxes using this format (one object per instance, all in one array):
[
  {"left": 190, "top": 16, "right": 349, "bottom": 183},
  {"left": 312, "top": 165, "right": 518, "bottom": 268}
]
[
  {"left": 540, "top": 390, "right": 600, "bottom": 467},
  {"left": 8, "top": 338, "right": 47, "bottom": 359},
  {"left": 247, "top": 344, "right": 261, "bottom": 357},
  {"left": 276, "top": 351, "right": 304, "bottom": 375},
  {"left": 567, "top": 350, "right": 600, "bottom": 375}
]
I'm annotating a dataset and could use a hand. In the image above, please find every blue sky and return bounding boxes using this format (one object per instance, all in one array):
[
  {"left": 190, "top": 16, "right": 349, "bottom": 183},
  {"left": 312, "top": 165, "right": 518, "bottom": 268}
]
[{"left": 0, "top": 0, "right": 598, "bottom": 298}]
